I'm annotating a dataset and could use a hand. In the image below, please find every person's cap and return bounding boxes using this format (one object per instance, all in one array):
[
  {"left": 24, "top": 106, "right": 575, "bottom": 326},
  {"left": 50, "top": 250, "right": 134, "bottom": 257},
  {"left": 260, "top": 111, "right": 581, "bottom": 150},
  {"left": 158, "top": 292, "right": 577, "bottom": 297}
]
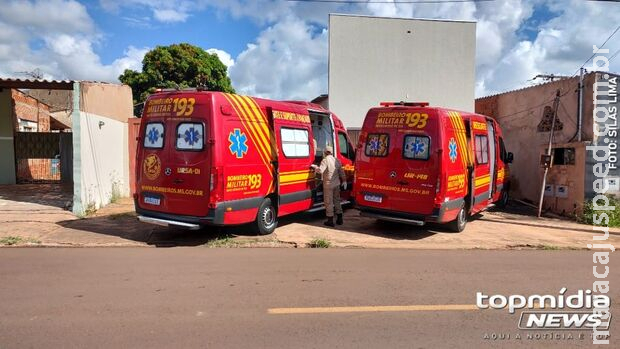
[{"left": 324, "top": 145, "right": 333, "bottom": 153}]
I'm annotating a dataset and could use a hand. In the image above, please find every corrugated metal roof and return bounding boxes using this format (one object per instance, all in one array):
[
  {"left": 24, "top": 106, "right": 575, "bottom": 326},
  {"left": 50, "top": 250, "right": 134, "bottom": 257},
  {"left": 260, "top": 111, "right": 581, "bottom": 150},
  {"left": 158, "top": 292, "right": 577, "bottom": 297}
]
[
  {"left": 477, "top": 71, "right": 619, "bottom": 100},
  {"left": 0, "top": 77, "right": 74, "bottom": 90}
]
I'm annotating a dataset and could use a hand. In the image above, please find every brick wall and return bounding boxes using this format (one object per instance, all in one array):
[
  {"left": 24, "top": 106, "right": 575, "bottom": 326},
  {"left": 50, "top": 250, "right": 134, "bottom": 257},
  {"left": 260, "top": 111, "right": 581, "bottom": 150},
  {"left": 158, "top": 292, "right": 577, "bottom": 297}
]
[{"left": 11, "top": 89, "right": 51, "bottom": 132}]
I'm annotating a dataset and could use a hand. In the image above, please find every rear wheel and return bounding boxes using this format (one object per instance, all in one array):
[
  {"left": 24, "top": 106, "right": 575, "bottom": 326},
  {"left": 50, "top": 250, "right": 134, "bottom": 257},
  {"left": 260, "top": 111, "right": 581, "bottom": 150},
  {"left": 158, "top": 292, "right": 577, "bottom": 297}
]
[
  {"left": 496, "top": 190, "right": 509, "bottom": 208},
  {"left": 254, "top": 198, "right": 277, "bottom": 235},
  {"left": 448, "top": 205, "right": 467, "bottom": 232}
]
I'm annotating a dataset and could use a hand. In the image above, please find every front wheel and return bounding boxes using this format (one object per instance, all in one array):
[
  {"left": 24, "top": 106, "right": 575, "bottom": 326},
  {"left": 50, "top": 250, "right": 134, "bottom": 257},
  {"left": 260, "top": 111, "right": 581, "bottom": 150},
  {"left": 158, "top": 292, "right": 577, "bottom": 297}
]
[
  {"left": 254, "top": 198, "right": 277, "bottom": 235},
  {"left": 448, "top": 205, "right": 467, "bottom": 232}
]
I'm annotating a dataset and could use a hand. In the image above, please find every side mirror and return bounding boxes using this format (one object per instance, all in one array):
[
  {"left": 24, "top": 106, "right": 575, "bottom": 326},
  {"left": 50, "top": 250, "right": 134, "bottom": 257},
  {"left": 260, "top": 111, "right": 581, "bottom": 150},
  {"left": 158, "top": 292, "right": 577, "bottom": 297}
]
[{"left": 506, "top": 152, "right": 514, "bottom": 164}]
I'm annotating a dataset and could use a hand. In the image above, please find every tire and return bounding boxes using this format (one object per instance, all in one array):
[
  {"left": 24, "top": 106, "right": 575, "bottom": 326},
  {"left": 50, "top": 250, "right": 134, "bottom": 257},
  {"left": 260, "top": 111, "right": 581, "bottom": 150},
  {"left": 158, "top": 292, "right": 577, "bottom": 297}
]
[
  {"left": 254, "top": 198, "right": 277, "bottom": 235},
  {"left": 448, "top": 205, "right": 467, "bottom": 232},
  {"left": 496, "top": 190, "right": 509, "bottom": 208}
]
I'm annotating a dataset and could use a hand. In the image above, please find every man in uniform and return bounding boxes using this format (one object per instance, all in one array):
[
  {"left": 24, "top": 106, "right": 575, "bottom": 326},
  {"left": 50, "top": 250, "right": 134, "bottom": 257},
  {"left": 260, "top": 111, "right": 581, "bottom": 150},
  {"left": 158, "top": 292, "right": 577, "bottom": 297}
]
[{"left": 311, "top": 146, "right": 346, "bottom": 227}]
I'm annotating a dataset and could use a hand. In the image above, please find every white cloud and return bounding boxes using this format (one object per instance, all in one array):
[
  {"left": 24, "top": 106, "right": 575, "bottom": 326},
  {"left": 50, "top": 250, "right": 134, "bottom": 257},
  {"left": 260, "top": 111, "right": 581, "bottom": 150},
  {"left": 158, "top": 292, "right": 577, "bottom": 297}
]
[
  {"left": 229, "top": 16, "right": 328, "bottom": 100},
  {"left": 99, "top": 0, "right": 202, "bottom": 24},
  {"left": 0, "top": 0, "right": 148, "bottom": 82},
  {"left": 207, "top": 48, "right": 235, "bottom": 69}
]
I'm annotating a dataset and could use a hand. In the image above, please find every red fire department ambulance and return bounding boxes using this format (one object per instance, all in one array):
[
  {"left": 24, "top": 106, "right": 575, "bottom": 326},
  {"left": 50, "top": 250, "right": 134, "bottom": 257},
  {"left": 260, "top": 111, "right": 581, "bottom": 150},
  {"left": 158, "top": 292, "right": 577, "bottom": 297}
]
[
  {"left": 135, "top": 90, "right": 355, "bottom": 234},
  {"left": 353, "top": 102, "right": 513, "bottom": 232}
]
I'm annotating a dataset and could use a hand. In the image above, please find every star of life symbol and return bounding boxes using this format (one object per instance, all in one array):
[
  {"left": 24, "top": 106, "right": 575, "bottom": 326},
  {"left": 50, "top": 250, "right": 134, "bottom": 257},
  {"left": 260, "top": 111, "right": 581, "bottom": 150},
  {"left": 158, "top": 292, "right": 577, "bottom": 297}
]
[
  {"left": 412, "top": 138, "right": 425, "bottom": 155},
  {"left": 370, "top": 139, "right": 381, "bottom": 152},
  {"left": 147, "top": 126, "right": 160, "bottom": 145},
  {"left": 183, "top": 127, "right": 201, "bottom": 146},
  {"left": 228, "top": 128, "right": 248, "bottom": 159},
  {"left": 449, "top": 138, "right": 458, "bottom": 163}
]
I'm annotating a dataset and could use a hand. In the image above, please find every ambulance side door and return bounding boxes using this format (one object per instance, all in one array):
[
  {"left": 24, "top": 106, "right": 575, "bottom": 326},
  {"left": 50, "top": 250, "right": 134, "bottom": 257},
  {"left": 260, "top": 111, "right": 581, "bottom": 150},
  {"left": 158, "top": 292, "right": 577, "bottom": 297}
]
[
  {"left": 273, "top": 117, "right": 314, "bottom": 216},
  {"left": 471, "top": 119, "right": 492, "bottom": 212}
]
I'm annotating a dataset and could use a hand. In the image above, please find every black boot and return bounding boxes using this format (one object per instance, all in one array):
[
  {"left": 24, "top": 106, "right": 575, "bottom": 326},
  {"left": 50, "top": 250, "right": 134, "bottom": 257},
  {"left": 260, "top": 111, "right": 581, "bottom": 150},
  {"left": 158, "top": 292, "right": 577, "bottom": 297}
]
[
  {"left": 324, "top": 216, "right": 335, "bottom": 227},
  {"left": 336, "top": 214, "right": 343, "bottom": 225}
]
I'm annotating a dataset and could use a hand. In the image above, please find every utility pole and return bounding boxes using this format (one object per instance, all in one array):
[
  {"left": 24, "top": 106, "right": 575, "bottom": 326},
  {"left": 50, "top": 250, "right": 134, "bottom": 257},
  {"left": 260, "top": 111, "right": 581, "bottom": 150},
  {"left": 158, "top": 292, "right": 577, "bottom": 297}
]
[
  {"left": 538, "top": 89, "right": 562, "bottom": 217},
  {"left": 577, "top": 68, "right": 584, "bottom": 142}
]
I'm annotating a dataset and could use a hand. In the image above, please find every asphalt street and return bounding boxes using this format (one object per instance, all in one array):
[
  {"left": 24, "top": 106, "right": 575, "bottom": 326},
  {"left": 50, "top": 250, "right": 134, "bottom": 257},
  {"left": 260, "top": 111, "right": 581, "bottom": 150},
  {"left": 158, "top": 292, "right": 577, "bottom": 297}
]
[{"left": 0, "top": 248, "right": 617, "bottom": 348}]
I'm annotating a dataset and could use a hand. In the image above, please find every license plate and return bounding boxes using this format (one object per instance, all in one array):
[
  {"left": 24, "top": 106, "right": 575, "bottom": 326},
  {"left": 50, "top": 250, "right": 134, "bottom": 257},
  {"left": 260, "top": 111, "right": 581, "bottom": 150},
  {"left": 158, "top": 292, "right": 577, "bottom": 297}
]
[
  {"left": 364, "top": 194, "right": 382, "bottom": 203},
  {"left": 144, "top": 196, "right": 161, "bottom": 206}
]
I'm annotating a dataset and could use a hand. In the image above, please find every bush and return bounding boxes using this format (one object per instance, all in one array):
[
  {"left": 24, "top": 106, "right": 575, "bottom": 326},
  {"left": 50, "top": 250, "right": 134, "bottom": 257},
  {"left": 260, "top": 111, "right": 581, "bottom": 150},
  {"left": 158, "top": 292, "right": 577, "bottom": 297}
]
[{"left": 580, "top": 195, "right": 620, "bottom": 227}]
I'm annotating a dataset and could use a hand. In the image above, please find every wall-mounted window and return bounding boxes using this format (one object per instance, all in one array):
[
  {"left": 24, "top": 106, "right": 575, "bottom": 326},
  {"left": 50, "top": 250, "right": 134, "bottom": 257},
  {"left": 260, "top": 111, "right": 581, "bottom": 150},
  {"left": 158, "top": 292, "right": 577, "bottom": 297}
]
[
  {"left": 553, "top": 147, "right": 575, "bottom": 165},
  {"left": 403, "top": 135, "right": 430, "bottom": 160},
  {"left": 365, "top": 134, "right": 389, "bottom": 157},
  {"left": 281, "top": 127, "right": 310, "bottom": 158},
  {"left": 474, "top": 135, "right": 489, "bottom": 164},
  {"left": 176, "top": 123, "right": 204, "bottom": 150},
  {"left": 144, "top": 123, "right": 164, "bottom": 149}
]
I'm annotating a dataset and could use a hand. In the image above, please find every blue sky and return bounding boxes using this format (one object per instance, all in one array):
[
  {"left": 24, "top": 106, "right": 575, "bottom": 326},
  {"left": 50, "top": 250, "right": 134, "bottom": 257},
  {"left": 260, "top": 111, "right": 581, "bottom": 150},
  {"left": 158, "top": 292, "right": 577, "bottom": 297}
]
[
  {"left": 86, "top": 2, "right": 260, "bottom": 64},
  {"left": 0, "top": 0, "right": 619, "bottom": 99}
]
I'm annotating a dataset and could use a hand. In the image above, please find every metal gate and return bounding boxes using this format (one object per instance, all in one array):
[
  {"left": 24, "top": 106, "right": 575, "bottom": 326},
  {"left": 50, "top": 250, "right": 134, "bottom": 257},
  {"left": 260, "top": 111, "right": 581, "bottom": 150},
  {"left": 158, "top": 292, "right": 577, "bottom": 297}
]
[{"left": 14, "top": 132, "right": 72, "bottom": 183}]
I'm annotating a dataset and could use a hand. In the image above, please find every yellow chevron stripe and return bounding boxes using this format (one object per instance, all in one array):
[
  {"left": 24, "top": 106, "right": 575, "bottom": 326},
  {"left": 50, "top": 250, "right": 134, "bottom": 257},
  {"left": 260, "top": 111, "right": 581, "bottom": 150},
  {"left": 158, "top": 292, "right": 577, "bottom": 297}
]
[
  {"left": 230, "top": 95, "right": 272, "bottom": 165},
  {"left": 223, "top": 94, "right": 268, "bottom": 165},
  {"left": 223, "top": 94, "right": 274, "bottom": 194},
  {"left": 246, "top": 96, "right": 277, "bottom": 152},
  {"left": 238, "top": 96, "right": 272, "bottom": 156},
  {"left": 242, "top": 96, "right": 276, "bottom": 194},
  {"left": 446, "top": 112, "right": 460, "bottom": 165},
  {"left": 457, "top": 113, "right": 472, "bottom": 167},
  {"left": 449, "top": 112, "right": 468, "bottom": 169}
]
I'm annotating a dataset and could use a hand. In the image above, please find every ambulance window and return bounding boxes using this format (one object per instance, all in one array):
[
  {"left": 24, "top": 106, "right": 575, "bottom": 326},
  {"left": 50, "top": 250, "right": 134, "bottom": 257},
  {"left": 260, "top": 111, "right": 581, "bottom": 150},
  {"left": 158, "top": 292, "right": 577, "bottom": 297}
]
[
  {"left": 176, "top": 123, "right": 204, "bottom": 150},
  {"left": 475, "top": 135, "right": 489, "bottom": 164},
  {"left": 499, "top": 137, "right": 507, "bottom": 162},
  {"left": 365, "top": 134, "right": 389, "bottom": 157},
  {"left": 281, "top": 127, "right": 310, "bottom": 158},
  {"left": 338, "top": 132, "right": 349, "bottom": 157},
  {"left": 144, "top": 123, "right": 164, "bottom": 149},
  {"left": 403, "top": 135, "right": 430, "bottom": 160}
]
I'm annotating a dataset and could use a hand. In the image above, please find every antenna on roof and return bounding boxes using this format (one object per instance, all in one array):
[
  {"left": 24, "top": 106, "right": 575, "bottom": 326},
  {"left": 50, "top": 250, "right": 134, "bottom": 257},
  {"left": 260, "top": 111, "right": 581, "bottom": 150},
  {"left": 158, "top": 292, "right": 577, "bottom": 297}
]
[
  {"left": 530, "top": 74, "right": 570, "bottom": 82},
  {"left": 15, "top": 68, "right": 44, "bottom": 79}
]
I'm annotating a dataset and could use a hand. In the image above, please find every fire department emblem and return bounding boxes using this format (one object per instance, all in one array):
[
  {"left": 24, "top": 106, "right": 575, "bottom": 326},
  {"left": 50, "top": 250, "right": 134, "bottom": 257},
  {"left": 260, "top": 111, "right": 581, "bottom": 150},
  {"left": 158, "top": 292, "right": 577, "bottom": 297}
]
[
  {"left": 228, "top": 128, "right": 249, "bottom": 159},
  {"left": 448, "top": 138, "right": 458, "bottom": 163},
  {"left": 143, "top": 154, "right": 161, "bottom": 180}
]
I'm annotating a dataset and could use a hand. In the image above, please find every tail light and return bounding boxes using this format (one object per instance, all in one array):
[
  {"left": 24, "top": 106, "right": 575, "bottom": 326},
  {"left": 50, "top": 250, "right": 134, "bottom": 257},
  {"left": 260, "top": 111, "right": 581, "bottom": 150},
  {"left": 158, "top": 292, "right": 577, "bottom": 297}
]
[{"left": 210, "top": 170, "right": 217, "bottom": 191}]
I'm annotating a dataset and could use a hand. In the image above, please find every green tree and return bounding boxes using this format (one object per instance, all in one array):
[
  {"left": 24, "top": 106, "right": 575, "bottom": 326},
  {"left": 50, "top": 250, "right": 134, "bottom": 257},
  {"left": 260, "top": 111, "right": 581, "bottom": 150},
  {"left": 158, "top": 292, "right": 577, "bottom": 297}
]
[{"left": 119, "top": 43, "right": 235, "bottom": 109}]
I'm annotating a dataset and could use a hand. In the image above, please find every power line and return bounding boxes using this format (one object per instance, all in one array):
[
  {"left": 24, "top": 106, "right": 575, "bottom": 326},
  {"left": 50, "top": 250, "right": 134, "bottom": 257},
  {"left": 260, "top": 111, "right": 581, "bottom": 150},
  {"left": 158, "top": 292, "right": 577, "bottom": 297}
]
[
  {"left": 608, "top": 47, "right": 620, "bottom": 63},
  {"left": 285, "top": 0, "right": 494, "bottom": 3},
  {"left": 572, "top": 24, "right": 620, "bottom": 77}
]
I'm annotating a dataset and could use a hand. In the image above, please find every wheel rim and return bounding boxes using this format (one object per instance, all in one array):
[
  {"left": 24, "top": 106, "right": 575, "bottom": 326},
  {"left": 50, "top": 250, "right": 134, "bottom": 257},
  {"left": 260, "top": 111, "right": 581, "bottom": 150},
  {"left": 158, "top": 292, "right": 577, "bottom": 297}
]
[{"left": 262, "top": 206, "right": 276, "bottom": 229}]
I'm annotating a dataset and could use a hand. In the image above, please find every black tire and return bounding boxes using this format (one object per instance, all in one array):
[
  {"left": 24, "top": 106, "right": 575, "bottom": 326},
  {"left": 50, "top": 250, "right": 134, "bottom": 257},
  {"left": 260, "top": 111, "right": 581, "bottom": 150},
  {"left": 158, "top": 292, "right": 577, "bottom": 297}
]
[
  {"left": 496, "top": 190, "right": 509, "bottom": 208},
  {"left": 254, "top": 198, "right": 277, "bottom": 235},
  {"left": 448, "top": 205, "right": 467, "bottom": 232}
]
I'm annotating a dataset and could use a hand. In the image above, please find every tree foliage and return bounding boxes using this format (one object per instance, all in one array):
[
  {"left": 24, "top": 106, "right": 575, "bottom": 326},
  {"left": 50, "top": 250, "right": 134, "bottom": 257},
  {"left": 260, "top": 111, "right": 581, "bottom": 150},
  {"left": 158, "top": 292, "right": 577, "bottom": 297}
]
[{"left": 119, "top": 43, "right": 235, "bottom": 108}]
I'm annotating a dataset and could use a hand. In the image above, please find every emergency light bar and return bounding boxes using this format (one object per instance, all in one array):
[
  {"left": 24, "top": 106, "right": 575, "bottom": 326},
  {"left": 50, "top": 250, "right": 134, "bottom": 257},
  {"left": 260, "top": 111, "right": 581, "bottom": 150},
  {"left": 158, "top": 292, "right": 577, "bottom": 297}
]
[{"left": 380, "top": 101, "right": 429, "bottom": 107}]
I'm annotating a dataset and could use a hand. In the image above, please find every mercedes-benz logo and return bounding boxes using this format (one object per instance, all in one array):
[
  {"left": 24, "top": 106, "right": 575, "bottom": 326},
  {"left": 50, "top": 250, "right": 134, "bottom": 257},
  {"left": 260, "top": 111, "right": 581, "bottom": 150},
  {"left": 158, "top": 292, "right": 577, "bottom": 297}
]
[
  {"left": 389, "top": 171, "right": 397, "bottom": 178},
  {"left": 164, "top": 168, "right": 172, "bottom": 176}
]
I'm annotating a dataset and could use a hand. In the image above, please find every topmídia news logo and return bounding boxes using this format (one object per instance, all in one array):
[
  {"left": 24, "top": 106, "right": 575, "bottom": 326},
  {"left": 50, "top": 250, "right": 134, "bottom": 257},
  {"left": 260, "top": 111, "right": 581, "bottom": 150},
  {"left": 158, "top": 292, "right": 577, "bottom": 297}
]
[{"left": 477, "top": 288, "right": 612, "bottom": 331}]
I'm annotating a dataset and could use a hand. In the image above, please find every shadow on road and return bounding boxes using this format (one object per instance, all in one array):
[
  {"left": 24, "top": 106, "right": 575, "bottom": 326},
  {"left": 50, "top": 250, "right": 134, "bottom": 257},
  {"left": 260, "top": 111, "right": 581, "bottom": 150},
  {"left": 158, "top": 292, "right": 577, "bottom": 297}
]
[{"left": 55, "top": 213, "right": 267, "bottom": 247}]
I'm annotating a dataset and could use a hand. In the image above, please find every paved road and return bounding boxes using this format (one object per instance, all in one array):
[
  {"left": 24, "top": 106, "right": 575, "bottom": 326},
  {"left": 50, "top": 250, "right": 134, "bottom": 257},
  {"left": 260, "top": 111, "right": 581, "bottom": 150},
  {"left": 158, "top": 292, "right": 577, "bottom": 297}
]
[{"left": 0, "top": 248, "right": 617, "bottom": 348}]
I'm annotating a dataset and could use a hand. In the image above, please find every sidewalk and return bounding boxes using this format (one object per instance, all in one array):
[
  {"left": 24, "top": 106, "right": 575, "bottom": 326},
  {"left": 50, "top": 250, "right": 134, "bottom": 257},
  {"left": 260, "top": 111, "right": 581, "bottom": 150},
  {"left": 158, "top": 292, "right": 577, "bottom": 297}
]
[{"left": 1, "top": 184, "right": 619, "bottom": 248}]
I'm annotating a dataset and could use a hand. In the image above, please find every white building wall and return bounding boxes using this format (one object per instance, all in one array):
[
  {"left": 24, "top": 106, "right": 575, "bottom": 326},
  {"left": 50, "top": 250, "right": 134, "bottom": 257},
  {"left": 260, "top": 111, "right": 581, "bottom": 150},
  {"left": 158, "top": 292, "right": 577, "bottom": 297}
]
[
  {"left": 78, "top": 111, "right": 129, "bottom": 211},
  {"left": 329, "top": 14, "right": 476, "bottom": 129}
]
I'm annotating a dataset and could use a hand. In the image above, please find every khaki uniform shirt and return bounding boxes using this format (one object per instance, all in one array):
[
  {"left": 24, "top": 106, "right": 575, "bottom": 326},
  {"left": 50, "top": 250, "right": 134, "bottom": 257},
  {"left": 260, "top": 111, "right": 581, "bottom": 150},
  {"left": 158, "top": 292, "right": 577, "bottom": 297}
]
[{"left": 318, "top": 154, "right": 345, "bottom": 189}]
